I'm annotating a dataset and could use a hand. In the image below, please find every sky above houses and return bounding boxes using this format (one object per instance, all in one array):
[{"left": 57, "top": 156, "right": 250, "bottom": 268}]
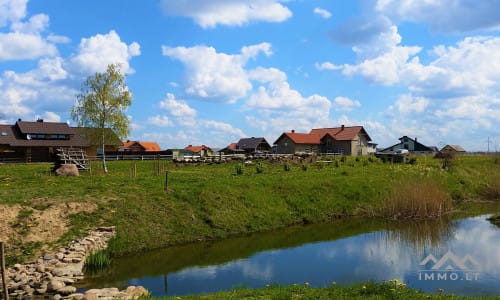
[{"left": 1, "top": 0, "right": 499, "bottom": 151}]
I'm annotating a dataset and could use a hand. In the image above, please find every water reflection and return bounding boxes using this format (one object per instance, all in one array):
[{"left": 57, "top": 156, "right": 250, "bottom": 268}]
[{"left": 77, "top": 215, "right": 500, "bottom": 297}]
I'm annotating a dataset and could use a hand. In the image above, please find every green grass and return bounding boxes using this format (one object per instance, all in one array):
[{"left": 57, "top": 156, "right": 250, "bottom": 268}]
[
  {"left": 84, "top": 249, "right": 112, "bottom": 272},
  {"left": 136, "top": 281, "right": 495, "bottom": 300},
  {"left": 0, "top": 155, "right": 499, "bottom": 263}
]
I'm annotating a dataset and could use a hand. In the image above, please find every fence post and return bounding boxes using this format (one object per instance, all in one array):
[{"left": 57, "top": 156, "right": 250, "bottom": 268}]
[
  {"left": 164, "top": 171, "right": 169, "bottom": 192},
  {"left": 1, "top": 242, "right": 8, "bottom": 300}
]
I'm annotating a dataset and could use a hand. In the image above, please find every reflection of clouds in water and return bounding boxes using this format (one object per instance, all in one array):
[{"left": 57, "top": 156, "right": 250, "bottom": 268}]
[
  {"left": 174, "top": 259, "right": 274, "bottom": 281},
  {"left": 450, "top": 216, "right": 500, "bottom": 274}
]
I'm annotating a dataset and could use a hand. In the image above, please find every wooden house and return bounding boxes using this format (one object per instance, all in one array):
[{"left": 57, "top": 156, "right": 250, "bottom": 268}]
[
  {"left": 0, "top": 119, "right": 89, "bottom": 162},
  {"left": 236, "top": 137, "right": 272, "bottom": 154}
]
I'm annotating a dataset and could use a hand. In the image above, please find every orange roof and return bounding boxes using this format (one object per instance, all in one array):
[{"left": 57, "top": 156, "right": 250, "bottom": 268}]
[
  {"left": 227, "top": 143, "right": 238, "bottom": 150},
  {"left": 310, "top": 126, "right": 371, "bottom": 141},
  {"left": 280, "top": 132, "right": 321, "bottom": 144},
  {"left": 185, "top": 144, "right": 211, "bottom": 153},
  {"left": 123, "top": 141, "right": 161, "bottom": 151}
]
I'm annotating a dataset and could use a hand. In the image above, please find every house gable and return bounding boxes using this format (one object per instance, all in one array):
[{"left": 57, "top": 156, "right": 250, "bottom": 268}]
[{"left": 237, "top": 137, "right": 271, "bottom": 153}]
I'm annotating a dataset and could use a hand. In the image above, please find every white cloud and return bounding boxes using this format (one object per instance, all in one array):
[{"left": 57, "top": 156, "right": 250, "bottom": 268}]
[
  {"left": 160, "top": 0, "right": 292, "bottom": 28},
  {"left": 334, "top": 96, "right": 361, "bottom": 111},
  {"left": 162, "top": 43, "right": 271, "bottom": 103},
  {"left": 37, "top": 111, "right": 61, "bottom": 122},
  {"left": 69, "top": 30, "right": 141, "bottom": 75},
  {"left": 0, "top": 0, "right": 27, "bottom": 27},
  {"left": 313, "top": 7, "right": 332, "bottom": 19},
  {"left": 158, "top": 93, "right": 197, "bottom": 118},
  {"left": 202, "top": 120, "right": 246, "bottom": 138},
  {"left": 315, "top": 61, "right": 342, "bottom": 71},
  {"left": 147, "top": 115, "right": 174, "bottom": 127},
  {"left": 245, "top": 67, "right": 332, "bottom": 135},
  {"left": 375, "top": 0, "right": 500, "bottom": 33},
  {"left": 390, "top": 94, "right": 429, "bottom": 114},
  {"left": 0, "top": 13, "right": 59, "bottom": 61}
]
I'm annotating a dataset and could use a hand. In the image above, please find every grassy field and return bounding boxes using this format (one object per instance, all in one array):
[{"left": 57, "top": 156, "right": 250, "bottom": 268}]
[
  {"left": 0, "top": 154, "right": 499, "bottom": 264},
  {"left": 137, "top": 281, "right": 497, "bottom": 300}
]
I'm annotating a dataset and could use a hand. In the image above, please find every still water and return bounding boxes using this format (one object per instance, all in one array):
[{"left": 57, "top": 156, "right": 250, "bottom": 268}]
[{"left": 77, "top": 215, "right": 500, "bottom": 297}]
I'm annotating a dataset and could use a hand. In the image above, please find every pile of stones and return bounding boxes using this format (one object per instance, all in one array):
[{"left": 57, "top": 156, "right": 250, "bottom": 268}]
[{"left": 1, "top": 226, "right": 149, "bottom": 299}]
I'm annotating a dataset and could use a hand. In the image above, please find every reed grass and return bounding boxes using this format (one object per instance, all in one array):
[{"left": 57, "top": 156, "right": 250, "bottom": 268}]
[
  {"left": 381, "top": 178, "right": 452, "bottom": 219},
  {"left": 84, "top": 249, "right": 111, "bottom": 272}
]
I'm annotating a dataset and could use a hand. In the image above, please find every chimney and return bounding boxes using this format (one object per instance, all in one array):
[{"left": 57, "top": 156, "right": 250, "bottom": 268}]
[
  {"left": 415, "top": 137, "right": 418, "bottom": 142},
  {"left": 341, "top": 124, "right": 345, "bottom": 130},
  {"left": 291, "top": 130, "right": 295, "bottom": 133},
  {"left": 37, "top": 118, "right": 44, "bottom": 122}
]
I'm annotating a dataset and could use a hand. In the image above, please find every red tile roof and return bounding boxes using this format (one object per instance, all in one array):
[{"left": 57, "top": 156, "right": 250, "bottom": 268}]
[
  {"left": 281, "top": 132, "right": 321, "bottom": 144},
  {"left": 310, "top": 126, "right": 371, "bottom": 141}
]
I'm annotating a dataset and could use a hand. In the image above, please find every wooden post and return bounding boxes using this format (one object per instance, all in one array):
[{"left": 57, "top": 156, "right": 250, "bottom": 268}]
[
  {"left": 1, "top": 242, "right": 8, "bottom": 300},
  {"left": 164, "top": 171, "right": 169, "bottom": 192}
]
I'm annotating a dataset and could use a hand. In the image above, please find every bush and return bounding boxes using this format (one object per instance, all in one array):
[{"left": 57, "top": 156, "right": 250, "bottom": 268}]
[
  {"left": 284, "top": 162, "right": 291, "bottom": 172},
  {"left": 301, "top": 164, "right": 308, "bottom": 171},
  {"left": 235, "top": 164, "right": 244, "bottom": 175},
  {"left": 256, "top": 163, "right": 264, "bottom": 174}
]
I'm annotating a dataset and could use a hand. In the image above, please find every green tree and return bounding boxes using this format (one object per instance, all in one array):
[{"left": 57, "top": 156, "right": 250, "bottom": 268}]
[{"left": 71, "top": 64, "right": 132, "bottom": 173}]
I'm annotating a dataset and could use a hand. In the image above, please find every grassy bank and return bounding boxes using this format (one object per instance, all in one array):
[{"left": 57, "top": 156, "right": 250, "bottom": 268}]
[
  {"left": 0, "top": 154, "right": 499, "bottom": 263},
  {"left": 137, "top": 281, "right": 495, "bottom": 300}
]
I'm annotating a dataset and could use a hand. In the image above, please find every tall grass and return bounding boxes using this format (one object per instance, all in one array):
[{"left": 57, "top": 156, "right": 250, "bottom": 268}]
[
  {"left": 381, "top": 178, "right": 452, "bottom": 219},
  {"left": 84, "top": 249, "right": 111, "bottom": 272}
]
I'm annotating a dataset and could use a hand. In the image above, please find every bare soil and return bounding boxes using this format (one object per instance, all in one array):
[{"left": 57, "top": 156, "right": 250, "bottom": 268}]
[{"left": 0, "top": 201, "right": 97, "bottom": 243}]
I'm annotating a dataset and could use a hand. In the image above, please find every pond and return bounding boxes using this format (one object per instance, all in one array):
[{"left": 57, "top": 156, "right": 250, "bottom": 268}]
[{"left": 77, "top": 215, "right": 500, "bottom": 297}]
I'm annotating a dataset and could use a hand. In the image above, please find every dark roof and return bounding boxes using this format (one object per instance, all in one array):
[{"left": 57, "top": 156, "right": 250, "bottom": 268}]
[
  {"left": 380, "top": 136, "right": 434, "bottom": 152},
  {"left": 75, "top": 127, "right": 123, "bottom": 146},
  {"left": 237, "top": 137, "right": 271, "bottom": 150},
  {"left": 17, "top": 121, "right": 74, "bottom": 135},
  {"left": 0, "top": 122, "right": 88, "bottom": 148}
]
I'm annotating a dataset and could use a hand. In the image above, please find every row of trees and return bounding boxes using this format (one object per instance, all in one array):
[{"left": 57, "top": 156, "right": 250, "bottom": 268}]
[{"left": 71, "top": 64, "right": 131, "bottom": 173}]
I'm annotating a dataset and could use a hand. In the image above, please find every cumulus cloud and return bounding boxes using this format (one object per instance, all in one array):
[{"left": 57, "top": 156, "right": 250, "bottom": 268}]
[
  {"left": 334, "top": 96, "right": 361, "bottom": 111},
  {"left": 245, "top": 66, "right": 332, "bottom": 134},
  {"left": 0, "top": 13, "right": 60, "bottom": 61},
  {"left": 313, "top": 7, "right": 332, "bottom": 19},
  {"left": 147, "top": 115, "right": 174, "bottom": 127},
  {"left": 389, "top": 94, "right": 429, "bottom": 115},
  {"left": 160, "top": 0, "right": 292, "bottom": 28},
  {"left": 69, "top": 30, "right": 140, "bottom": 75},
  {"left": 0, "top": 0, "right": 28, "bottom": 27},
  {"left": 0, "top": 29, "right": 139, "bottom": 124},
  {"left": 158, "top": 93, "right": 197, "bottom": 118},
  {"left": 162, "top": 43, "right": 271, "bottom": 103},
  {"left": 375, "top": 0, "right": 500, "bottom": 33}
]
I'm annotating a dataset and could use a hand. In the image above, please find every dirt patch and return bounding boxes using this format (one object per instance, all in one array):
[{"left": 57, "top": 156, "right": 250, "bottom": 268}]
[
  {"left": 0, "top": 202, "right": 97, "bottom": 243},
  {"left": 0, "top": 204, "right": 22, "bottom": 242}
]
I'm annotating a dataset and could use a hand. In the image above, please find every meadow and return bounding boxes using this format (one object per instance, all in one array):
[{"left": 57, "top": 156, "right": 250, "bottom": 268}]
[{"left": 0, "top": 154, "right": 498, "bottom": 264}]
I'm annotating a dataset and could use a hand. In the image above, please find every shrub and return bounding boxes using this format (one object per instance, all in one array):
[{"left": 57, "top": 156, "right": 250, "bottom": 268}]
[
  {"left": 301, "top": 164, "right": 308, "bottom": 171},
  {"left": 340, "top": 156, "right": 347, "bottom": 163},
  {"left": 407, "top": 157, "right": 417, "bottom": 165},
  {"left": 334, "top": 160, "right": 339, "bottom": 168},
  {"left": 235, "top": 164, "right": 244, "bottom": 175},
  {"left": 284, "top": 162, "right": 291, "bottom": 172},
  {"left": 381, "top": 178, "right": 452, "bottom": 219},
  {"left": 256, "top": 163, "right": 264, "bottom": 174}
]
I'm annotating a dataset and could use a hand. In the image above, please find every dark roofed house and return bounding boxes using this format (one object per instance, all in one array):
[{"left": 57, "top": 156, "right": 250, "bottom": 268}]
[
  {"left": 237, "top": 137, "right": 272, "bottom": 154},
  {"left": 219, "top": 142, "right": 245, "bottom": 155},
  {"left": 0, "top": 119, "right": 89, "bottom": 162},
  {"left": 379, "top": 136, "right": 435, "bottom": 154}
]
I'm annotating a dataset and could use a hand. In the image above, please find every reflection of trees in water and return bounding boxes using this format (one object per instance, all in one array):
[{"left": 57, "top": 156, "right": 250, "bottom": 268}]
[{"left": 383, "top": 217, "right": 455, "bottom": 253}]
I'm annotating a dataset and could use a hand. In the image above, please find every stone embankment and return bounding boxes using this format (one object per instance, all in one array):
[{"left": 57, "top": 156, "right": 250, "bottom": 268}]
[{"left": 1, "top": 226, "right": 149, "bottom": 299}]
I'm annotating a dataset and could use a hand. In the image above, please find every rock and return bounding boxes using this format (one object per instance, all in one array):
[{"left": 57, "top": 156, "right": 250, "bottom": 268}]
[
  {"left": 53, "top": 276, "right": 75, "bottom": 284},
  {"left": 56, "top": 252, "right": 65, "bottom": 260},
  {"left": 55, "top": 164, "right": 79, "bottom": 176},
  {"left": 13, "top": 264, "right": 23, "bottom": 271},
  {"left": 36, "top": 286, "right": 47, "bottom": 294},
  {"left": 43, "top": 254, "right": 55, "bottom": 260},
  {"left": 57, "top": 285, "right": 77, "bottom": 295},
  {"left": 36, "top": 264, "right": 45, "bottom": 273},
  {"left": 69, "top": 293, "right": 85, "bottom": 300},
  {"left": 126, "top": 286, "right": 149, "bottom": 297},
  {"left": 53, "top": 294, "right": 62, "bottom": 300},
  {"left": 48, "top": 279, "right": 65, "bottom": 291}
]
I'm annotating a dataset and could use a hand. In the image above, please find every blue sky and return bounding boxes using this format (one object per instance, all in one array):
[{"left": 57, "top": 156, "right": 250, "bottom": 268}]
[{"left": 1, "top": 0, "right": 499, "bottom": 151}]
